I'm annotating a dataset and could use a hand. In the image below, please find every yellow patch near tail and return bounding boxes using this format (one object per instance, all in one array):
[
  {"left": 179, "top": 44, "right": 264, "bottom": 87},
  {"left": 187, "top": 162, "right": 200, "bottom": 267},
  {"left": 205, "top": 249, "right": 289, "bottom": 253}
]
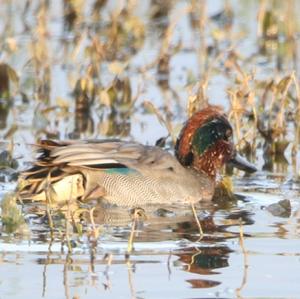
[{"left": 21, "top": 174, "right": 85, "bottom": 204}]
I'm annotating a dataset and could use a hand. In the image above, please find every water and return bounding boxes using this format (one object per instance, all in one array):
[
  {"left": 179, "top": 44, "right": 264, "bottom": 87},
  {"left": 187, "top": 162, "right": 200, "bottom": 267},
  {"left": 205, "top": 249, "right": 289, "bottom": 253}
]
[{"left": 1, "top": 1, "right": 300, "bottom": 298}]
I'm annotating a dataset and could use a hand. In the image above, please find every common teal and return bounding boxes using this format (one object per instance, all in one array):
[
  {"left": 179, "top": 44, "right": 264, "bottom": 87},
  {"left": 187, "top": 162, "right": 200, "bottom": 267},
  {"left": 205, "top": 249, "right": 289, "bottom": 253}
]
[{"left": 19, "top": 106, "right": 256, "bottom": 207}]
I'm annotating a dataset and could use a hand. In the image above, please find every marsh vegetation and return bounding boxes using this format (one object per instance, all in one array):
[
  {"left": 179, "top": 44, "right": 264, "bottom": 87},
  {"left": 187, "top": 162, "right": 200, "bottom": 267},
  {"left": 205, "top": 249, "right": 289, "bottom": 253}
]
[{"left": 1, "top": 1, "right": 300, "bottom": 298}]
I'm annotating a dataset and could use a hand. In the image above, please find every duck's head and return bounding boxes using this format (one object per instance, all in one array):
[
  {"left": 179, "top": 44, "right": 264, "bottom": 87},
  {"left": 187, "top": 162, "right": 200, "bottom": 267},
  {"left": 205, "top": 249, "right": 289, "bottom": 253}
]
[{"left": 175, "top": 105, "right": 256, "bottom": 178}]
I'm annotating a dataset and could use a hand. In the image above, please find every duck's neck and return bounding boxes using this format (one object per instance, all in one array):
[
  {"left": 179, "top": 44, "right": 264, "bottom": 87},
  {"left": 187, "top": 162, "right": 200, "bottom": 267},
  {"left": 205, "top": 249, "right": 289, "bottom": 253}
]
[
  {"left": 192, "top": 151, "right": 219, "bottom": 180},
  {"left": 192, "top": 141, "right": 232, "bottom": 180}
]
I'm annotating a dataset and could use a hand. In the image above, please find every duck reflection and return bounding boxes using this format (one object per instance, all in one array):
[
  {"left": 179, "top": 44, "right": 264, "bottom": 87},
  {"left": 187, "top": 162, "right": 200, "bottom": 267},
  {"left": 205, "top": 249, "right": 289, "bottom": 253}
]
[
  {"left": 27, "top": 195, "right": 255, "bottom": 297},
  {"left": 83, "top": 198, "right": 253, "bottom": 278},
  {"left": 176, "top": 245, "right": 231, "bottom": 288},
  {"left": 179, "top": 246, "right": 231, "bottom": 275}
]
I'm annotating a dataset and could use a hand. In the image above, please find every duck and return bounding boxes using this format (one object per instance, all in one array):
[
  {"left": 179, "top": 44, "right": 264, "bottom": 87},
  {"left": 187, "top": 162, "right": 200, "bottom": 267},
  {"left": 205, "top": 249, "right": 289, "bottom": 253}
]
[{"left": 18, "top": 105, "right": 256, "bottom": 207}]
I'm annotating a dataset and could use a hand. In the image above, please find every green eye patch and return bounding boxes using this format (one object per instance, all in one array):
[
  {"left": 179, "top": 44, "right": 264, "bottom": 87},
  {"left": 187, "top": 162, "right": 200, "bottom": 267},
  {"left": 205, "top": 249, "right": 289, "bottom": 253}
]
[{"left": 192, "top": 118, "right": 232, "bottom": 155}]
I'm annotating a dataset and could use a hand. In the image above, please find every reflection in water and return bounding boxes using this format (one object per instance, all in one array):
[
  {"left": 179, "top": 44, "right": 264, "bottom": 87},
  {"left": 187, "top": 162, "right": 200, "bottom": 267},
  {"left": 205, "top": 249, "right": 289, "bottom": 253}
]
[
  {"left": 20, "top": 196, "right": 254, "bottom": 295},
  {"left": 73, "top": 78, "right": 95, "bottom": 136},
  {"left": 3, "top": 189, "right": 300, "bottom": 298},
  {"left": 0, "top": 63, "right": 16, "bottom": 129},
  {"left": 42, "top": 237, "right": 54, "bottom": 297},
  {"left": 1, "top": 1, "right": 300, "bottom": 298},
  {"left": 85, "top": 201, "right": 252, "bottom": 292},
  {"left": 63, "top": 0, "right": 78, "bottom": 32},
  {"left": 0, "top": 103, "right": 9, "bottom": 129},
  {"left": 98, "top": 78, "right": 133, "bottom": 138},
  {"left": 22, "top": 202, "right": 252, "bottom": 297},
  {"left": 63, "top": 254, "right": 74, "bottom": 299},
  {"left": 225, "top": 209, "right": 255, "bottom": 227},
  {"left": 176, "top": 246, "right": 231, "bottom": 289},
  {"left": 262, "top": 151, "right": 289, "bottom": 173},
  {"left": 179, "top": 246, "right": 231, "bottom": 275}
]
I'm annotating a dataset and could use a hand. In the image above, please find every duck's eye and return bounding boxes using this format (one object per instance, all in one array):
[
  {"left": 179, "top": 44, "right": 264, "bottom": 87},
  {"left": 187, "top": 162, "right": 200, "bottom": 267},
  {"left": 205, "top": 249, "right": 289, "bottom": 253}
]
[{"left": 225, "top": 129, "right": 232, "bottom": 139}]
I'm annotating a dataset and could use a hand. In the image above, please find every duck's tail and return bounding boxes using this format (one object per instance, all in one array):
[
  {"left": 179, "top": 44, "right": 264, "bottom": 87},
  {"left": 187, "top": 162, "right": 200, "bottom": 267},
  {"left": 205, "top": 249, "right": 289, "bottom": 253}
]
[{"left": 18, "top": 140, "right": 85, "bottom": 204}]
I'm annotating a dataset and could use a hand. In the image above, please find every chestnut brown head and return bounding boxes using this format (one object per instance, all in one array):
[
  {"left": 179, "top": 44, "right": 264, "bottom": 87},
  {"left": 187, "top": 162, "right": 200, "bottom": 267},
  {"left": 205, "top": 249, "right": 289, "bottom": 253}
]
[{"left": 175, "top": 106, "right": 256, "bottom": 178}]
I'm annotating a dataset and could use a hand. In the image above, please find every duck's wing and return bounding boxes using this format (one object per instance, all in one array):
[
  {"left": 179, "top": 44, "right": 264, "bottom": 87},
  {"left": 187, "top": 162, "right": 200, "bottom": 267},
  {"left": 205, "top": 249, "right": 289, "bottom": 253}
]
[
  {"left": 38, "top": 139, "right": 178, "bottom": 170},
  {"left": 19, "top": 139, "right": 182, "bottom": 202}
]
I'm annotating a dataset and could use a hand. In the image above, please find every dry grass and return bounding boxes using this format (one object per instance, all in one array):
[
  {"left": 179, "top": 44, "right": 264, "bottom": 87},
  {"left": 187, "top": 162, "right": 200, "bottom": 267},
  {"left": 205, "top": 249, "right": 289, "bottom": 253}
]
[{"left": 0, "top": 0, "right": 300, "bottom": 235}]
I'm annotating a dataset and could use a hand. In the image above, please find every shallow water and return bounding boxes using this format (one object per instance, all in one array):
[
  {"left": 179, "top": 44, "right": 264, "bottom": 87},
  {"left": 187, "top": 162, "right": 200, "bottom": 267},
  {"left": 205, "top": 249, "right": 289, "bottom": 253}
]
[
  {"left": 2, "top": 178, "right": 300, "bottom": 299},
  {"left": 1, "top": 1, "right": 300, "bottom": 299}
]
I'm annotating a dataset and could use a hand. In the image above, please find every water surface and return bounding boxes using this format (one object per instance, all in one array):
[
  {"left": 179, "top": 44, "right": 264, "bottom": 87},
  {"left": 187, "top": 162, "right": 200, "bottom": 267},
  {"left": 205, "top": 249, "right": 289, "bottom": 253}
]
[{"left": 1, "top": 1, "right": 300, "bottom": 298}]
